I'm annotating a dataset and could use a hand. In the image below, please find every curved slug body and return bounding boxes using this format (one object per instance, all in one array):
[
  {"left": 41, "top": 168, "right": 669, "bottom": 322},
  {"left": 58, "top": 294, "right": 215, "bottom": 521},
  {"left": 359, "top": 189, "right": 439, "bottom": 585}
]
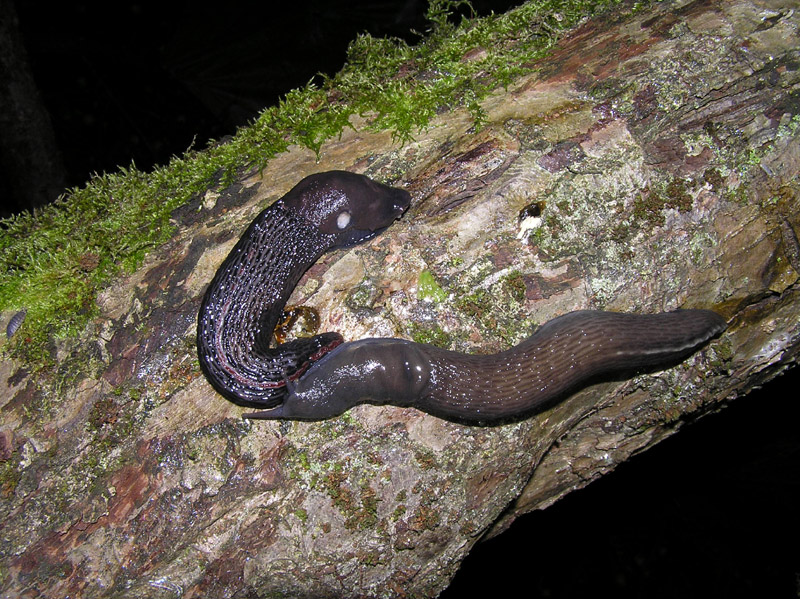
[
  {"left": 196, "top": 171, "right": 411, "bottom": 408},
  {"left": 247, "top": 309, "right": 726, "bottom": 424}
]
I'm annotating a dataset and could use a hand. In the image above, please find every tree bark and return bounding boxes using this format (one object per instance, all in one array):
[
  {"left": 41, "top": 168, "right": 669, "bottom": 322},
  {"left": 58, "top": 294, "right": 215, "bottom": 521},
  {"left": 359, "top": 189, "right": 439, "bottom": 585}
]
[{"left": 1, "top": 1, "right": 798, "bottom": 597}]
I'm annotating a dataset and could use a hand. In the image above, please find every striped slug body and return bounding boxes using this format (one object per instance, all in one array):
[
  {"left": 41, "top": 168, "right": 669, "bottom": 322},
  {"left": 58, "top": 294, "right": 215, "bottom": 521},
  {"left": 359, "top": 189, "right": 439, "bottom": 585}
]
[{"left": 248, "top": 310, "right": 725, "bottom": 424}]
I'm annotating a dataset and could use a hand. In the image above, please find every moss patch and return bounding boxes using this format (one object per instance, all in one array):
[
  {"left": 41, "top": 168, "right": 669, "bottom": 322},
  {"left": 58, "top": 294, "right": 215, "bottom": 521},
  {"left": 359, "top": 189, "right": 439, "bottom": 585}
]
[
  {"left": 409, "top": 323, "right": 452, "bottom": 347},
  {"left": 0, "top": 458, "right": 21, "bottom": 498},
  {"left": 417, "top": 270, "right": 449, "bottom": 303},
  {"left": 632, "top": 177, "right": 696, "bottom": 226}
]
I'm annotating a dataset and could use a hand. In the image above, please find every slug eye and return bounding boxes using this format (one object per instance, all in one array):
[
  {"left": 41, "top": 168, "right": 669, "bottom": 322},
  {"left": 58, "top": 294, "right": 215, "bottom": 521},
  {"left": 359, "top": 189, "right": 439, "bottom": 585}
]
[{"left": 336, "top": 211, "right": 351, "bottom": 230}]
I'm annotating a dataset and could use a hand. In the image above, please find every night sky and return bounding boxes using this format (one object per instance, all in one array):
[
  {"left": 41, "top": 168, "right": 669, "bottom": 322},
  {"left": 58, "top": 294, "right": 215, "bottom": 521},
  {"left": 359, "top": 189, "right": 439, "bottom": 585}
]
[{"left": 9, "top": 0, "right": 519, "bottom": 209}]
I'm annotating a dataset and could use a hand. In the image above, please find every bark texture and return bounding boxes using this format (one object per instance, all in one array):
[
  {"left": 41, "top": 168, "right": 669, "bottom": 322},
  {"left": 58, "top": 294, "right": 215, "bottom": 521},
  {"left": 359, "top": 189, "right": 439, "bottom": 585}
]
[{"left": 1, "top": 1, "right": 799, "bottom": 597}]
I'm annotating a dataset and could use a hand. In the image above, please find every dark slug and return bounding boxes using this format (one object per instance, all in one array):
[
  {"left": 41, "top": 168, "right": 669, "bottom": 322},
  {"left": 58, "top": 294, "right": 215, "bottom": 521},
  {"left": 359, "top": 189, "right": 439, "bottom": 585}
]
[
  {"left": 198, "top": 171, "right": 726, "bottom": 424},
  {"left": 248, "top": 310, "right": 726, "bottom": 424},
  {"left": 197, "top": 171, "right": 411, "bottom": 408}
]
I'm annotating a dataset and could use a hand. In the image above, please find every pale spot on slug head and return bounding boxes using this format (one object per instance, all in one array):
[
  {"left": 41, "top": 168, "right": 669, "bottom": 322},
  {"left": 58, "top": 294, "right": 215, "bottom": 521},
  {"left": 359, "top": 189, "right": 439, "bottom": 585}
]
[
  {"left": 283, "top": 171, "right": 410, "bottom": 239},
  {"left": 337, "top": 211, "right": 351, "bottom": 230}
]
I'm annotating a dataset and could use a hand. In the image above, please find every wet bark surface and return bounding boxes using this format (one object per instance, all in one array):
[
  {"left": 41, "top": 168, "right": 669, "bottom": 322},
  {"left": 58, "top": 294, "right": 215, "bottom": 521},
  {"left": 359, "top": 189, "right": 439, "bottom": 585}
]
[{"left": 1, "top": 1, "right": 798, "bottom": 597}]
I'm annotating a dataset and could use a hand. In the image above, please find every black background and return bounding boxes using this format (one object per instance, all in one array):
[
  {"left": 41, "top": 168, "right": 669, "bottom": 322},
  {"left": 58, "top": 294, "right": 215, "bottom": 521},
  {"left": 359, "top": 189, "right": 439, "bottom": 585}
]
[
  {"left": 8, "top": 0, "right": 517, "bottom": 212},
  {"left": 8, "top": 1, "right": 800, "bottom": 597},
  {"left": 441, "top": 381, "right": 799, "bottom": 598}
]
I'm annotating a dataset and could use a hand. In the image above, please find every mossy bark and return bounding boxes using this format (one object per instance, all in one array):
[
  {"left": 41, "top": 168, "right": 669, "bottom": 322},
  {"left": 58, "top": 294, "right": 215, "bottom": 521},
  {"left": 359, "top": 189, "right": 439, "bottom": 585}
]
[{"left": 1, "top": 1, "right": 798, "bottom": 597}]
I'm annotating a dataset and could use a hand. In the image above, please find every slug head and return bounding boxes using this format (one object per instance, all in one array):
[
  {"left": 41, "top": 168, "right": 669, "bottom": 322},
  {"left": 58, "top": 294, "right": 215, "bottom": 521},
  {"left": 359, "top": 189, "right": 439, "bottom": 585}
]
[{"left": 282, "top": 171, "right": 411, "bottom": 248}]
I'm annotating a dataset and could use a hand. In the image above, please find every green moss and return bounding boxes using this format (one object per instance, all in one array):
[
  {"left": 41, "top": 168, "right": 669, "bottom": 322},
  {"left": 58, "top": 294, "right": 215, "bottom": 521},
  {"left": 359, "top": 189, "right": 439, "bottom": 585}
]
[
  {"left": 450, "top": 268, "right": 534, "bottom": 346},
  {"left": 702, "top": 167, "right": 724, "bottom": 191},
  {"left": 412, "top": 504, "right": 441, "bottom": 531},
  {"left": 501, "top": 270, "right": 527, "bottom": 303},
  {"left": 409, "top": 322, "right": 452, "bottom": 347},
  {"left": 294, "top": 508, "right": 309, "bottom": 523},
  {"left": 87, "top": 397, "right": 117, "bottom": 431},
  {"left": 456, "top": 288, "right": 490, "bottom": 320},
  {"left": 0, "top": 458, "right": 21, "bottom": 497},
  {"left": 347, "top": 282, "right": 378, "bottom": 310},
  {"left": 632, "top": 177, "right": 696, "bottom": 226},
  {"left": 663, "top": 179, "right": 694, "bottom": 212},
  {"left": 414, "top": 448, "right": 437, "bottom": 470},
  {"left": 392, "top": 504, "right": 407, "bottom": 521},
  {"left": 712, "top": 337, "right": 733, "bottom": 363},
  {"left": 353, "top": 483, "right": 380, "bottom": 530},
  {"left": 417, "top": 270, "right": 449, "bottom": 302},
  {"left": 0, "top": 0, "right": 631, "bottom": 371},
  {"left": 297, "top": 451, "right": 311, "bottom": 471},
  {"left": 323, "top": 467, "right": 382, "bottom": 530}
]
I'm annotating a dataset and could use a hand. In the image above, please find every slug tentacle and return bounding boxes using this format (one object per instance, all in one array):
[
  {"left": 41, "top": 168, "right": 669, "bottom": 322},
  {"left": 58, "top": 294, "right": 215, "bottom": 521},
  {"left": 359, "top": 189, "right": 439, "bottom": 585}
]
[{"left": 198, "top": 171, "right": 726, "bottom": 423}]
